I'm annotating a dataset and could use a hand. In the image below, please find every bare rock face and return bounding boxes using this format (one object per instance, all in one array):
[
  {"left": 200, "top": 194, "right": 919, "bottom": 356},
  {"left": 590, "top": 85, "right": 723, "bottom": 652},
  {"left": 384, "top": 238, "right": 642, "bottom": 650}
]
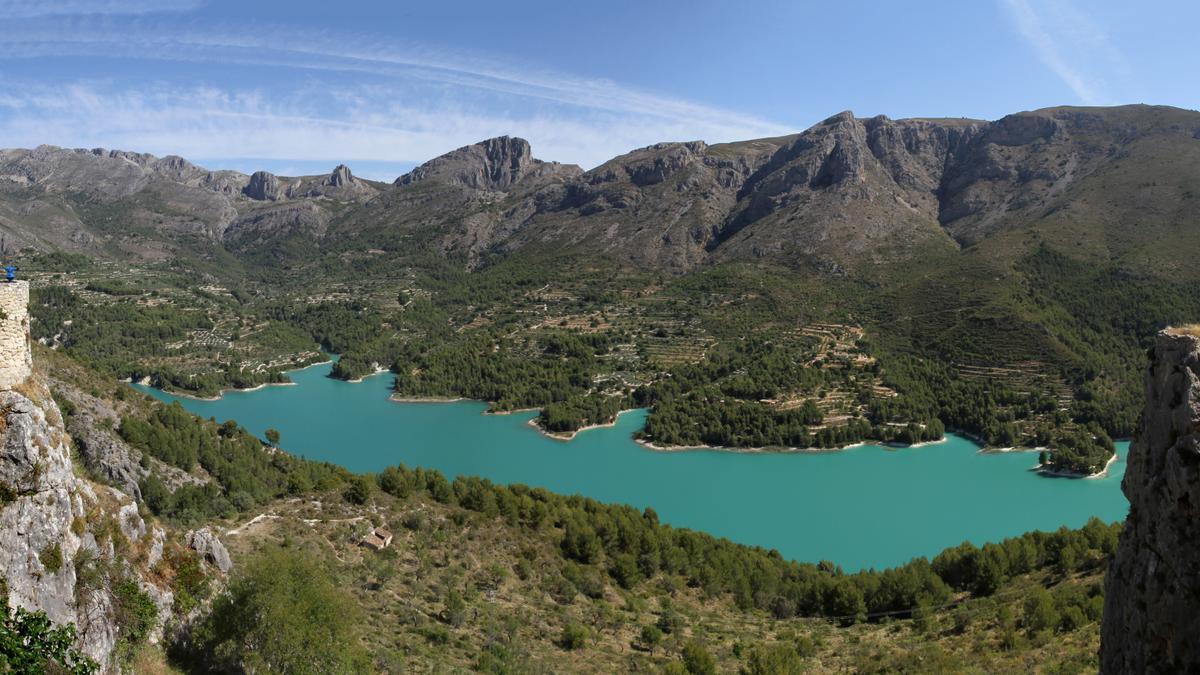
[
  {"left": 0, "top": 388, "right": 81, "bottom": 625},
  {"left": 327, "top": 164, "right": 354, "bottom": 188},
  {"left": 67, "top": 411, "right": 147, "bottom": 501},
  {"left": 185, "top": 527, "right": 233, "bottom": 573},
  {"left": 0, "top": 296, "right": 177, "bottom": 669},
  {"left": 0, "top": 384, "right": 145, "bottom": 666},
  {"left": 396, "top": 136, "right": 580, "bottom": 191},
  {"left": 244, "top": 170, "right": 283, "bottom": 201},
  {"left": 1101, "top": 328, "right": 1200, "bottom": 673},
  {"left": 223, "top": 201, "right": 331, "bottom": 251}
]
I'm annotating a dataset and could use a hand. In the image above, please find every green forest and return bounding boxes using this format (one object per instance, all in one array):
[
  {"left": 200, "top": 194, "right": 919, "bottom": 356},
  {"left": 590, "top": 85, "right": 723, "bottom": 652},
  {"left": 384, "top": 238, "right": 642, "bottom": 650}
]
[
  {"left": 113, "top": 400, "right": 351, "bottom": 524},
  {"left": 368, "top": 463, "right": 1119, "bottom": 623},
  {"left": 25, "top": 237, "right": 1195, "bottom": 476}
]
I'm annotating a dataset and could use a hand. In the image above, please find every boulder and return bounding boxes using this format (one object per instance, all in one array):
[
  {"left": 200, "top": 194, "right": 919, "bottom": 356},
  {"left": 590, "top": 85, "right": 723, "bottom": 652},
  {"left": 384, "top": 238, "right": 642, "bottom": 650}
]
[{"left": 186, "top": 527, "right": 233, "bottom": 573}]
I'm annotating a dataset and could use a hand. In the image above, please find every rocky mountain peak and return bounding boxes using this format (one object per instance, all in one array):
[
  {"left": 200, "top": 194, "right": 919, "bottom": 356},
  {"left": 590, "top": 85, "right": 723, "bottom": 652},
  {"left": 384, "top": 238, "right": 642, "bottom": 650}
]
[
  {"left": 327, "top": 164, "right": 354, "bottom": 188},
  {"left": 1101, "top": 327, "right": 1200, "bottom": 672},
  {"left": 244, "top": 170, "right": 282, "bottom": 200},
  {"left": 821, "top": 110, "right": 858, "bottom": 126},
  {"left": 395, "top": 135, "right": 551, "bottom": 191}
]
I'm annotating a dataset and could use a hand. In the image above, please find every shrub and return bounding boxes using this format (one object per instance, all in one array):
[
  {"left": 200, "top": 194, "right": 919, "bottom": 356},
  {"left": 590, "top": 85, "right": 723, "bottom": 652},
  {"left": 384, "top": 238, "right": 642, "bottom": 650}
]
[
  {"left": 680, "top": 640, "right": 716, "bottom": 675},
  {"left": 560, "top": 622, "right": 588, "bottom": 650},
  {"left": 345, "top": 475, "right": 373, "bottom": 505},
  {"left": 743, "top": 642, "right": 806, "bottom": 675},
  {"left": 39, "top": 544, "right": 63, "bottom": 574},
  {"left": 188, "top": 547, "right": 368, "bottom": 673},
  {"left": 639, "top": 624, "right": 663, "bottom": 653},
  {"left": 113, "top": 580, "right": 157, "bottom": 663},
  {"left": 444, "top": 589, "right": 466, "bottom": 627},
  {"left": 0, "top": 598, "right": 98, "bottom": 674}
]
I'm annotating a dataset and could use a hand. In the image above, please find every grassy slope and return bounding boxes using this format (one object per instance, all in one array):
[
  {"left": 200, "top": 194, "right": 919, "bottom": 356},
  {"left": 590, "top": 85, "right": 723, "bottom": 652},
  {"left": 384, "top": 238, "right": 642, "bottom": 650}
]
[{"left": 214, "top": 488, "right": 1106, "bottom": 674}]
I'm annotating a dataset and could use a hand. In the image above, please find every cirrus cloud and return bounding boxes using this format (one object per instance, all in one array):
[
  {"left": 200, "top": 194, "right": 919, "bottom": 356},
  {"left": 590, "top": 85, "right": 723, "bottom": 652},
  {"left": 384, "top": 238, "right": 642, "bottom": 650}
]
[{"left": 0, "top": 13, "right": 795, "bottom": 176}]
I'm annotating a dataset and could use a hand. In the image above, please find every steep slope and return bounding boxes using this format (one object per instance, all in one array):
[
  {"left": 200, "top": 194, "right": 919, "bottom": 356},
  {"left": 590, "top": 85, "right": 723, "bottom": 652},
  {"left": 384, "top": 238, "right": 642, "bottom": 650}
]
[
  {"left": 0, "top": 281, "right": 162, "bottom": 668},
  {"left": 500, "top": 136, "right": 793, "bottom": 269},
  {"left": 1101, "top": 327, "right": 1200, "bottom": 672},
  {"left": 0, "top": 282, "right": 232, "bottom": 672},
  {"left": 3, "top": 105, "right": 1198, "bottom": 278},
  {"left": 706, "top": 113, "right": 975, "bottom": 267},
  {"left": 327, "top": 136, "right": 584, "bottom": 264},
  {"left": 318, "top": 104, "right": 1200, "bottom": 276}
]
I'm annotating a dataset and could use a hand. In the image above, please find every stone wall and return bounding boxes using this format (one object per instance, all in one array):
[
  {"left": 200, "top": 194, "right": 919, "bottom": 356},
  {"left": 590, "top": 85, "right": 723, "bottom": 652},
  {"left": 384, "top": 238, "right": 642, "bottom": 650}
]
[
  {"left": 1100, "top": 328, "right": 1200, "bottom": 673},
  {"left": 0, "top": 280, "right": 32, "bottom": 389}
]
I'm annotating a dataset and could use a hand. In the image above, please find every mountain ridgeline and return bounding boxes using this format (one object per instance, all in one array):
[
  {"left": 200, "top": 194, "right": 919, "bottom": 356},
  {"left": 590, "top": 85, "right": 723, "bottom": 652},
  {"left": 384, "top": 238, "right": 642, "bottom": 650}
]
[{"left": 3, "top": 104, "right": 1198, "bottom": 273}]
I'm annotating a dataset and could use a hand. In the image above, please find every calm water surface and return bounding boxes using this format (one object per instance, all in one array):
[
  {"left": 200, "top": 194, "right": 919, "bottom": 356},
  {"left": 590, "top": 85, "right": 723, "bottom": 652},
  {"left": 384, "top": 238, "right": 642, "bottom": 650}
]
[{"left": 136, "top": 362, "right": 1129, "bottom": 570}]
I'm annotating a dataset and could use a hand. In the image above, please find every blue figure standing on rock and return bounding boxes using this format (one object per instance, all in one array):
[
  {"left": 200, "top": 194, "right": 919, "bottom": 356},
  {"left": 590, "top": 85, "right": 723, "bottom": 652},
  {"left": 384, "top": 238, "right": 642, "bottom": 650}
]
[{"left": 4, "top": 265, "right": 15, "bottom": 282}]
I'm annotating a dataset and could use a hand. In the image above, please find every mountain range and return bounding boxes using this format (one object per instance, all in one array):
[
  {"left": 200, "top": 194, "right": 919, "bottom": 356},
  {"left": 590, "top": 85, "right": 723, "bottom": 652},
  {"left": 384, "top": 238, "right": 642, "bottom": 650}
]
[{"left": 2, "top": 104, "right": 1198, "bottom": 279}]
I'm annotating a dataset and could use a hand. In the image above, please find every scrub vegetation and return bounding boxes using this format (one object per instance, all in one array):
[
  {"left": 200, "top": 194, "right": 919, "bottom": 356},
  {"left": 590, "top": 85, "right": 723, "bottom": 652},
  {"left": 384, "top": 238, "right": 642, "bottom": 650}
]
[{"left": 176, "top": 468, "right": 1119, "bottom": 673}]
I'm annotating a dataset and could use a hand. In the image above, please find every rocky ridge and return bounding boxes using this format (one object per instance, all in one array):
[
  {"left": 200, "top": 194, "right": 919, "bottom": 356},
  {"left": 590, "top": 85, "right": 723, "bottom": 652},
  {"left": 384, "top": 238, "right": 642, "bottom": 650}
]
[
  {"left": 1101, "top": 327, "right": 1200, "bottom": 672},
  {"left": 0, "top": 146, "right": 376, "bottom": 253},
  {"left": 333, "top": 104, "right": 1200, "bottom": 272},
  {"left": 2, "top": 104, "right": 1199, "bottom": 274}
]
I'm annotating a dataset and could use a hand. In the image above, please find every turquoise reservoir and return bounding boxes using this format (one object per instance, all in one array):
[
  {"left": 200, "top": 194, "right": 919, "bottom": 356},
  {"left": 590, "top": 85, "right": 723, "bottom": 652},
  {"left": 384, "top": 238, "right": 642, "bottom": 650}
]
[{"left": 136, "top": 362, "right": 1129, "bottom": 571}]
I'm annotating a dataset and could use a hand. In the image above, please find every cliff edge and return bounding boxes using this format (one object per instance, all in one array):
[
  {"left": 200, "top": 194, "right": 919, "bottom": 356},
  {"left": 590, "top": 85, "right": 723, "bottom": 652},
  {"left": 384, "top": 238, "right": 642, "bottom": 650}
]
[
  {"left": 0, "top": 281, "right": 231, "bottom": 671},
  {"left": 1101, "top": 327, "right": 1200, "bottom": 673}
]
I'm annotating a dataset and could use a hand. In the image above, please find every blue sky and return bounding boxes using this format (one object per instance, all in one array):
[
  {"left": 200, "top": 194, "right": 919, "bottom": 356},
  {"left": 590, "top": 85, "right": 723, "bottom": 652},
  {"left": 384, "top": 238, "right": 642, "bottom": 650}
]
[{"left": 0, "top": 0, "right": 1195, "bottom": 181}]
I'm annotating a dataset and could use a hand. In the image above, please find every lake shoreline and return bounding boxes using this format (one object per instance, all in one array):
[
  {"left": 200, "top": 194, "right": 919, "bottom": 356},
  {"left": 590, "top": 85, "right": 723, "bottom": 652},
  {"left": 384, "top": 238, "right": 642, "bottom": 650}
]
[
  {"left": 133, "top": 360, "right": 1131, "bottom": 572},
  {"left": 389, "top": 394, "right": 469, "bottom": 403},
  {"left": 981, "top": 445, "right": 1119, "bottom": 479},
  {"left": 130, "top": 358, "right": 332, "bottom": 401},
  {"left": 170, "top": 381, "right": 299, "bottom": 401},
  {"left": 142, "top": 361, "right": 1123, "bottom": 481},
  {"left": 634, "top": 437, "right": 899, "bottom": 455},
  {"left": 1036, "top": 452, "right": 1120, "bottom": 480},
  {"left": 345, "top": 365, "right": 390, "bottom": 383},
  {"left": 528, "top": 409, "right": 639, "bottom": 441}
]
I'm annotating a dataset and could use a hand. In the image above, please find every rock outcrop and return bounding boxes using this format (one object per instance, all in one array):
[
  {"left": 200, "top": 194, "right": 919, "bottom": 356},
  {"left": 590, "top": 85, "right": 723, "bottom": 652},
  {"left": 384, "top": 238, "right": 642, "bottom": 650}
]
[
  {"left": 0, "top": 285, "right": 231, "bottom": 671},
  {"left": 244, "top": 170, "right": 283, "bottom": 201},
  {"left": 395, "top": 136, "right": 581, "bottom": 191},
  {"left": 186, "top": 527, "right": 233, "bottom": 573},
  {"left": 327, "top": 164, "right": 354, "bottom": 188},
  {"left": 1101, "top": 327, "right": 1200, "bottom": 673},
  {"left": 0, "top": 381, "right": 169, "bottom": 667},
  {"left": 67, "top": 411, "right": 147, "bottom": 501}
]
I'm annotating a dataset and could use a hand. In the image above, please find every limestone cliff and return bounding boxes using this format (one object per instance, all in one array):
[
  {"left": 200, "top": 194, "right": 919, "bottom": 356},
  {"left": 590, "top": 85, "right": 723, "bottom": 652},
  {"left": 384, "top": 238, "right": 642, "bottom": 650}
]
[
  {"left": 394, "top": 136, "right": 582, "bottom": 191},
  {"left": 1101, "top": 327, "right": 1200, "bottom": 673},
  {"left": 0, "top": 282, "right": 230, "bottom": 671}
]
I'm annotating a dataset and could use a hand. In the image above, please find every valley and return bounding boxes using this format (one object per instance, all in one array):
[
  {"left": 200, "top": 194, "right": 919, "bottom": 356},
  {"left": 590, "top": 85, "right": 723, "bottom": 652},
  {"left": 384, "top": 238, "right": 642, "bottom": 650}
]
[
  {"left": 3, "top": 102, "right": 1200, "bottom": 672},
  {"left": 135, "top": 359, "right": 1129, "bottom": 570},
  {"left": 13, "top": 105, "right": 1200, "bottom": 475}
]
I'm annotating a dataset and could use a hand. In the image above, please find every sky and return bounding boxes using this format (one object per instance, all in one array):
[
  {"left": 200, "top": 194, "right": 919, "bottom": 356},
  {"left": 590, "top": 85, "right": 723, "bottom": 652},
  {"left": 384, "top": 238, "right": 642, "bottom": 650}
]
[{"left": 0, "top": 0, "right": 1195, "bottom": 181}]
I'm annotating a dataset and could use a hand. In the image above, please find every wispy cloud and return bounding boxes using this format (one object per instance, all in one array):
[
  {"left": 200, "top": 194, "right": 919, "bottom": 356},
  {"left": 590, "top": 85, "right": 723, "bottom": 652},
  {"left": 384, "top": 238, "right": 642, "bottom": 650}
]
[
  {"left": 0, "top": 15, "right": 794, "bottom": 172},
  {"left": 1000, "top": 0, "right": 1124, "bottom": 105},
  {"left": 0, "top": 0, "right": 203, "bottom": 18}
]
